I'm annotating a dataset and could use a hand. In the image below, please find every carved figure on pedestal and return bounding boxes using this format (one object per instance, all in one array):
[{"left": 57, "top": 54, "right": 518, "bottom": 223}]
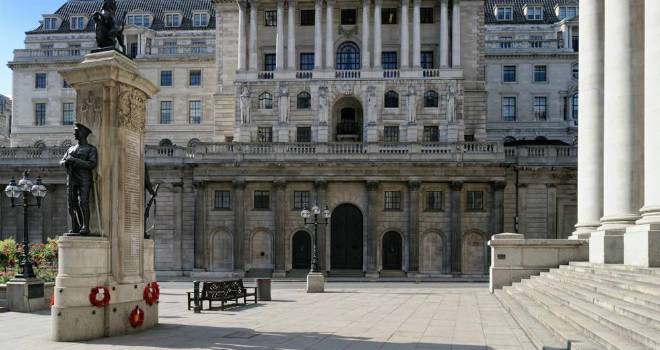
[
  {"left": 318, "top": 86, "right": 329, "bottom": 125},
  {"left": 239, "top": 85, "right": 251, "bottom": 124},
  {"left": 278, "top": 86, "right": 289, "bottom": 123},
  {"left": 60, "top": 124, "right": 98, "bottom": 236},
  {"left": 446, "top": 81, "right": 457, "bottom": 123},
  {"left": 407, "top": 85, "right": 417, "bottom": 124},
  {"left": 367, "top": 86, "right": 377, "bottom": 124},
  {"left": 92, "top": 0, "right": 126, "bottom": 53}
]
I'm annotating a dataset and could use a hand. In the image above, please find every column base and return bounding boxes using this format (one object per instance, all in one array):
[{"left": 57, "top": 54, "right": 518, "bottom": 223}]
[
  {"left": 589, "top": 228, "right": 625, "bottom": 264},
  {"left": 306, "top": 273, "right": 325, "bottom": 293},
  {"left": 624, "top": 223, "right": 660, "bottom": 267}
]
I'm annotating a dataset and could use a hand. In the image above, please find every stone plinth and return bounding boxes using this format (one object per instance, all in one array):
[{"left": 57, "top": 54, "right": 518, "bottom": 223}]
[
  {"left": 624, "top": 223, "right": 660, "bottom": 267},
  {"left": 306, "top": 273, "right": 325, "bottom": 293},
  {"left": 589, "top": 228, "right": 624, "bottom": 264},
  {"left": 7, "top": 278, "right": 46, "bottom": 313}
]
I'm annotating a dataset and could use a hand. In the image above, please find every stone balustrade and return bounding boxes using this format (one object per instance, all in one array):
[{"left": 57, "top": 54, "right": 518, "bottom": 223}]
[
  {"left": 12, "top": 48, "right": 90, "bottom": 62},
  {"left": 504, "top": 145, "right": 577, "bottom": 166},
  {"left": 235, "top": 68, "right": 465, "bottom": 82}
]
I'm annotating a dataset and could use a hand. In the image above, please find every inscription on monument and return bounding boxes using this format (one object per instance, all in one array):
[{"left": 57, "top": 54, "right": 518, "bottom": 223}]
[{"left": 122, "top": 131, "right": 142, "bottom": 276}]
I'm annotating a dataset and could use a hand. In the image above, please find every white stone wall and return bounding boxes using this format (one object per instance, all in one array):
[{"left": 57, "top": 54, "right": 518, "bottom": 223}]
[{"left": 0, "top": 95, "right": 11, "bottom": 146}]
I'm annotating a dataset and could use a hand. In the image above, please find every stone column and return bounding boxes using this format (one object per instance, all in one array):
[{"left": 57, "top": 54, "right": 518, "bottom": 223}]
[
  {"left": 491, "top": 181, "right": 506, "bottom": 235},
  {"left": 407, "top": 181, "right": 420, "bottom": 274},
  {"left": 249, "top": 0, "right": 259, "bottom": 71},
  {"left": 325, "top": 0, "right": 335, "bottom": 69},
  {"left": 626, "top": 0, "right": 660, "bottom": 267},
  {"left": 233, "top": 180, "right": 246, "bottom": 273},
  {"left": 373, "top": 0, "right": 382, "bottom": 69},
  {"left": 366, "top": 181, "right": 379, "bottom": 277},
  {"left": 276, "top": 0, "right": 285, "bottom": 70},
  {"left": 237, "top": 1, "right": 247, "bottom": 71},
  {"left": 440, "top": 0, "right": 449, "bottom": 67},
  {"left": 314, "top": 180, "right": 328, "bottom": 271},
  {"left": 314, "top": 0, "right": 323, "bottom": 69},
  {"left": 449, "top": 181, "right": 463, "bottom": 275},
  {"left": 362, "top": 0, "right": 371, "bottom": 69},
  {"left": 287, "top": 0, "right": 296, "bottom": 70},
  {"left": 273, "top": 180, "right": 287, "bottom": 276},
  {"left": 412, "top": 0, "right": 421, "bottom": 68},
  {"left": 591, "top": 0, "right": 644, "bottom": 264},
  {"left": 400, "top": 0, "right": 410, "bottom": 69},
  {"left": 571, "top": 0, "right": 604, "bottom": 240},
  {"left": 451, "top": 0, "right": 461, "bottom": 67},
  {"left": 193, "top": 182, "right": 208, "bottom": 270},
  {"left": 546, "top": 184, "right": 557, "bottom": 239}
]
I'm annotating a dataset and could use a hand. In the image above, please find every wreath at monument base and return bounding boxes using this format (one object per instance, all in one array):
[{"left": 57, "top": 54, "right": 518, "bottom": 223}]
[
  {"left": 89, "top": 286, "right": 111, "bottom": 308},
  {"left": 129, "top": 306, "right": 145, "bottom": 328},
  {"left": 143, "top": 282, "right": 160, "bottom": 306}
]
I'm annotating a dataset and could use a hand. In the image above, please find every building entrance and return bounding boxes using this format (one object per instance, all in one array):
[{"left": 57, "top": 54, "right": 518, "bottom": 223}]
[
  {"left": 292, "top": 231, "right": 311, "bottom": 269},
  {"left": 331, "top": 204, "right": 363, "bottom": 269},
  {"left": 382, "top": 231, "right": 403, "bottom": 270}
]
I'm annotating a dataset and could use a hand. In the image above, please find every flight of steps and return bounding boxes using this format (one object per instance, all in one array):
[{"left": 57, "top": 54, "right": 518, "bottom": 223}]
[{"left": 495, "top": 261, "right": 660, "bottom": 350}]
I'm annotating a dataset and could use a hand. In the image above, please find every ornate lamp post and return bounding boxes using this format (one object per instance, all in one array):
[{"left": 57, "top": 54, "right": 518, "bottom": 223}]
[
  {"left": 4, "top": 171, "right": 48, "bottom": 279},
  {"left": 301, "top": 204, "right": 330, "bottom": 292}
]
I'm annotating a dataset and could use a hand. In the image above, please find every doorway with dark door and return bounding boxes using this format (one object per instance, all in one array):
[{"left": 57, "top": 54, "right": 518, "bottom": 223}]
[
  {"left": 330, "top": 204, "right": 363, "bottom": 270},
  {"left": 292, "top": 231, "right": 311, "bottom": 269},
  {"left": 382, "top": 231, "right": 403, "bottom": 271}
]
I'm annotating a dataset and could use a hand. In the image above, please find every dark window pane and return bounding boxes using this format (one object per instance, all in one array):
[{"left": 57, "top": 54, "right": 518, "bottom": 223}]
[
  {"left": 424, "top": 91, "right": 439, "bottom": 108},
  {"left": 259, "top": 93, "right": 273, "bottom": 109},
  {"left": 384, "top": 91, "right": 399, "bottom": 108},
  {"left": 254, "top": 191, "right": 271, "bottom": 209},
  {"left": 467, "top": 191, "right": 484, "bottom": 210},
  {"left": 160, "top": 71, "right": 173, "bottom": 86},
  {"left": 382, "top": 8, "right": 397, "bottom": 24},
  {"left": 297, "top": 92, "right": 311, "bottom": 109},
  {"left": 293, "top": 191, "right": 310, "bottom": 209},
  {"left": 503, "top": 65, "right": 516, "bottom": 82},
  {"left": 384, "top": 126, "right": 399, "bottom": 142},
  {"left": 426, "top": 191, "right": 443, "bottom": 210},
  {"left": 258, "top": 127, "right": 273, "bottom": 142},
  {"left": 300, "top": 9, "right": 315, "bottom": 26},
  {"left": 264, "top": 54, "right": 277, "bottom": 71},
  {"left": 421, "top": 51, "right": 434, "bottom": 69},
  {"left": 296, "top": 127, "right": 312, "bottom": 142},
  {"left": 35, "top": 103, "right": 46, "bottom": 126},
  {"left": 382, "top": 51, "right": 398, "bottom": 69},
  {"left": 341, "top": 9, "right": 357, "bottom": 25},
  {"left": 384, "top": 191, "right": 402, "bottom": 210},
  {"left": 161, "top": 101, "right": 173, "bottom": 124},
  {"left": 265, "top": 10, "right": 277, "bottom": 26},
  {"left": 502, "top": 97, "right": 516, "bottom": 121},
  {"left": 299, "top": 53, "right": 314, "bottom": 70},
  {"left": 214, "top": 191, "right": 231, "bottom": 209},
  {"left": 62, "top": 103, "right": 75, "bottom": 125},
  {"left": 534, "top": 65, "right": 547, "bottom": 82},
  {"left": 35, "top": 73, "right": 47, "bottom": 89},
  {"left": 336, "top": 42, "right": 361, "bottom": 70},
  {"left": 423, "top": 126, "right": 439, "bottom": 142},
  {"left": 420, "top": 8, "right": 433, "bottom": 23},
  {"left": 534, "top": 97, "right": 547, "bottom": 120},
  {"left": 189, "top": 70, "right": 202, "bottom": 86}
]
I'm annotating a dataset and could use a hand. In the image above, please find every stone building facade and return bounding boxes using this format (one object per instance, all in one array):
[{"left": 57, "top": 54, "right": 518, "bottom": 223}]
[
  {"left": 0, "top": 0, "right": 578, "bottom": 278},
  {"left": 0, "top": 94, "right": 10, "bottom": 146}
]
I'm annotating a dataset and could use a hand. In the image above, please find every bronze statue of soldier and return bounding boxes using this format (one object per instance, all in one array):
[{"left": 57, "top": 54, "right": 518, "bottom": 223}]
[
  {"left": 92, "top": 0, "right": 126, "bottom": 53},
  {"left": 61, "top": 124, "right": 98, "bottom": 236}
]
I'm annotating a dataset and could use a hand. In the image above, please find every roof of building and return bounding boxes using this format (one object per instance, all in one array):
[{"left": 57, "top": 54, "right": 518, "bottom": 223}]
[
  {"left": 27, "top": 0, "right": 216, "bottom": 34},
  {"left": 485, "top": 0, "right": 578, "bottom": 25}
]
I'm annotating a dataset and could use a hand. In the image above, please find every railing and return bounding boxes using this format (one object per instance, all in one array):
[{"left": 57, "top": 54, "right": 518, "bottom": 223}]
[
  {"left": 383, "top": 70, "right": 400, "bottom": 79},
  {"left": 13, "top": 48, "right": 89, "bottom": 61},
  {"left": 296, "top": 71, "right": 313, "bottom": 79},
  {"left": 258, "top": 71, "right": 275, "bottom": 80},
  {"left": 504, "top": 145, "right": 577, "bottom": 166},
  {"left": 335, "top": 70, "right": 361, "bottom": 79},
  {"left": 422, "top": 69, "right": 441, "bottom": 78}
]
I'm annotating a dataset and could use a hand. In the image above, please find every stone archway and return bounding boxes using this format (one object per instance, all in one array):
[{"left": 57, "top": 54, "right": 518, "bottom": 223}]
[
  {"left": 331, "top": 204, "right": 363, "bottom": 270},
  {"left": 332, "top": 97, "right": 364, "bottom": 142},
  {"left": 209, "top": 230, "right": 233, "bottom": 271},
  {"left": 421, "top": 231, "right": 445, "bottom": 273},
  {"left": 462, "top": 231, "right": 487, "bottom": 275},
  {"left": 291, "top": 231, "right": 311, "bottom": 269},
  {"left": 382, "top": 231, "right": 403, "bottom": 271}
]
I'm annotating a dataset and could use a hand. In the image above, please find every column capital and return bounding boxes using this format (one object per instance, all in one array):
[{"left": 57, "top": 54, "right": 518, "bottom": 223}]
[
  {"left": 273, "top": 179, "right": 287, "bottom": 190},
  {"left": 407, "top": 180, "right": 421, "bottom": 191},
  {"left": 232, "top": 179, "right": 246, "bottom": 190},
  {"left": 366, "top": 180, "right": 380, "bottom": 191},
  {"left": 491, "top": 181, "right": 507, "bottom": 191},
  {"left": 449, "top": 181, "right": 463, "bottom": 191}
]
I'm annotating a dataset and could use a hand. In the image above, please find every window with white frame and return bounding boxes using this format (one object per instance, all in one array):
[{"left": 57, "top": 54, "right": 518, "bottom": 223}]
[
  {"left": 259, "top": 92, "right": 273, "bottom": 109},
  {"left": 70, "top": 16, "right": 85, "bottom": 30},
  {"left": 496, "top": 7, "right": 513, "bottom": 21},
  {"left": 526, "top": 6, "right": 543, "bottom": 20},
  {"left": 35, "top": 103, "right": 47, "bottom": 126},
  {"left": 503, "top": 65, "right": 516, "bottom": 82},
  {"left": 44, "top": 17, "right": 58, "bottom": 30},
  {"left": 193, "top": 13, "right": 209, "bottom": 27},
  {"left": 127, "top": 14, "right": 151, "bottom": 27},
  {"left": 534, "top": 96, "right": 547, "bottom": 120},
  {"left": 189, "top": 100, "right": 202, "bottom": 124},
  {"left": 160, "top": 101, "right": 173, "bottom": 124},
  {"left": 534, "top": 65, "right": 547, "bottom": 82},
  {"left": 502, "top": 97, "right": 517, "bottom": 121},
  {"left": 165, "top": 13, "right": 181, "bottom": 27},
  {"left": 467, "top": 191, "right": 484, "bottom": 211},
  {"left": 384, "top": 191, "right": 402, "bottom": 210},
  {"left": 558, "top": 6, "right": 577, "bottom": 19},
  {"left": 62, "top": 102, "right": 75, "bottom": 125}
]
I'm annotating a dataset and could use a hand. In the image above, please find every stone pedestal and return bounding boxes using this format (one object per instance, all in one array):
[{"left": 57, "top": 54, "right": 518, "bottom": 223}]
[
  {"left": 53, "top": 50, "right": 159, "bottom": 342},
  {"left": 276, "top": 124, "right": 290, "bottom": 142},
  {"left": 446, "top": 123, "right": 463, "bottom": 143},
  {"left": 406, "top": 123, "right": 418, "bottom": 142},
  {"left": 624, "top": 223, "right": 660, "bottom": 267},
  {"left": 306, "top": 272, "right": 325, "bottom": 293},
  {"left": 589, "top": 229, "right": 624, "bottom": 264},
  {"left": 7, "top": 278, "right": 46, "bottom": 313},
  {"left": 317, "top": 124, "right": 329, "bottom": 143},
  {"left": 367, "top": 123, "right": 379, "bottom": 142}
]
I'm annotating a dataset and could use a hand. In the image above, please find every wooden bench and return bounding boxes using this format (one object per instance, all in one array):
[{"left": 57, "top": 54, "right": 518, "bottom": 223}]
[{"left": 187, "top": 280, "right": 257, "bottom": 311}]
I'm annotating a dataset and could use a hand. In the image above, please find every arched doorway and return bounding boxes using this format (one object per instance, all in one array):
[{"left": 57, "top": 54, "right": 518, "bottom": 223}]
[
  {"left": 333, "top": 97, "right": 363, "bottom": 142},
  {"left": 292, "top": 231, "right": 311, "bottom": 269},
  {"left": 331, "top": 204, "right": 363, "bottom": 270},
  {"left": 421, "top": 232, "right": 444, "bottom": 273},
  {"left": 382, "top": 231, "right": 403, "bottom": 271},
  {"left": 462, "top": 231, "right": 487, "bottom": 275}
]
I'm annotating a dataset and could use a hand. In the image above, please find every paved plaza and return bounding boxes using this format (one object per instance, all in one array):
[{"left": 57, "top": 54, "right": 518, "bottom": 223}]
[{"left": 1, "top": 282, "right": 534, "bottom": 350}]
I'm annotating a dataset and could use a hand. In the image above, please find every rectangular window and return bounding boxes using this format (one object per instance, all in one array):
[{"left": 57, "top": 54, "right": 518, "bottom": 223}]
[
  {"left": 530, "top": 35, "right": 543, "bottom": 48},
  {"left": 500, "top": 36, "right": 512, "bottom": 49},
  {"left": 162, "top": 40, "right": 177, "bottom": 55},
  {"left": 160, "top": 71, "right": 173, "bottom": 87},
  {"left": 127, "top": 15, "right": 150, "bottom": 27},
  {"left": 558, "top": 6, "right": 577, "bottom": 20},
  {"left": 382, "top": 8, "right": 397, "bottom": 24},
  {"left": 502, "top": 97, "right": 517, "bottom": 121},
  {"left": 534, "top": 65, "right": 547, "bottom": 82},
  {"left": 384, "top": 126, "right": 400, "bottom": 143},
  {"left": 382, "top": 52, "right": 398, "bottom": 69},
  {"left": 420, "top": 8, "right": 434, "bottom": 24},
  {"left": 35, "top": 103, "right": 46, "bottom": 126},
  {"left": 62, "top": 102, "right": 75, "bottom": 125},
  {"left": 572, "top": 94, "right": 579, "bottom": 121},
  {"left": 264, "top": 54, "right": 276, "bottom": 71},
  {"left": 534, "top": 97, "right": 547, "bottom": 121},
  {"left": 293, "top": 191, "right": 310, "bottom": 210},
  {"left": 503, "top": 65, "right": 516, "bottom": 82},
  {"left": 160, "top": 101, "right": 173, "bottom": 124},
  {"left": 421, "top": 51, "right": 434, "bottom": 69},
  {"left": 258, "top": 127, "right": 273, "bottom": 142},
  {"left": 423, "top": 126, "right": 439, "bottom": 142},
  {"left": 214, "top": 191, "right": 231, "bottom": 209},
  {"left": 191, "top": 40, "right": 206, "bottom": 54},
  {"left": 299, "top": 53, "right": 314, "bottom": 71},
  {"left": 496, "top": 7, "right": 513, "bottom": 21},
  {"left": 384, "top": 191, "right": 402, "bottom": 210},
  {"left": 70, "top": 16, "right": 85, "bottom": 30},
  {"left": 193, "top": 13, "right": 209, "bottom": 27},
  {"left": 189, "top": 100, "right": 202, "bottom": 124},
  {"left": 300, "top": 10, "right": 315, "bottom": 26},
  {"left": 189, "top": 70, "right": 202, "bottom": 86},
  {"left": 572, "top": 34, "right": 579, "bottom": 52},
  {"left": 254, "top": 191, "right": 271, "bottom": 209},
  {"left": 526, "top": 6, "right": 543, "bottom": 20},
  {"left": 464, "top": 134, "right": 475, "bottom": 142},
  {"left": 265, "top": 10, "right": 277, "bottom": 26},
  {"left": 44, "top": 18, "right": 58, "bottom": 31},
  {"left": 296, "top": 127, "right": 312, "bottom": 142},
  {"left": 35, "top": 73, "right": 47, "bottom": 89},
  {"left": 341, "top": 9, "right": 357, "bottom": 25},
  {"left": 426, "top": 191, "right": 444, "bottom": 210},
  {"left": 467, "top": 191, "right": 484, "bottom": 211},
  {"left": 165, "top": 13, "right": 181, "bottom": 27}
]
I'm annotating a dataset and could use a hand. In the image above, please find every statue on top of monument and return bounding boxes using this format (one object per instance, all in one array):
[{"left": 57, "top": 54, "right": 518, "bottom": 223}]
[
  {"left": 61, "top": 124, "right": 98, "bottom": 236},
  {"left": 92, "top": 0, "right": 126, "bottom": 53}
]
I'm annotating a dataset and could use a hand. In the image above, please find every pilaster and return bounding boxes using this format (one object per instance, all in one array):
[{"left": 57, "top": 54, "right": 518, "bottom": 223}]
[
  {"left": 407, "top": 180, "right": 421, "bottom": 274},
  {"left": 449, "top": 180, "right": 463, "bottom": 275},
  {"left": 273, "top": 179, "right": 287, "bottom": 276},
  {"left": 232, "top": 179, "right": 246, "bottom": 274},
  {"left": 366, "top": 180, "right": 379, "bottom": 276}
]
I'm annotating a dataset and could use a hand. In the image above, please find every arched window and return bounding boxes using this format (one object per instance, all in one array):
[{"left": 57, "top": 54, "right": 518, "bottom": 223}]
[
  {"left": 297, "top": 92, "right": 311, "bottom": 109},
  {"left": 336, "top": 42, "right": 361, "bottom": 70},
  {"left": 384, "top": 91, "right": 399, "bottom": 108},
  {"left": 424, "top": 90, "right": 439, "bottom": 108},
  {"left": 188, "top": 138, "right": 201, "bottom": 148},
  {"left": 34, "top": 140, "right": 46, "bottom": 148},
  {"left": 259, "top": 92, "right": 273, "bottom": 109},
  {"left": 159, "top": 139, "right": 173, "bottom": 147},
  {"left": 571, "top": 94, "right": 578, "bottom": 121}
]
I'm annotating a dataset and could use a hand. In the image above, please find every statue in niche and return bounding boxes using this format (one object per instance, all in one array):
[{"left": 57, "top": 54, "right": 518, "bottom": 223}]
[
  {"left": 366, "top": 86, "right": 377, "bottom": 124},
  {"left": 92, "top": 0, "right": 126, "bottom": 53},
  {"left": 446, "top": 81, "right": 457, "bottom": 122},
  {"left": 61, "top": 124, "right": 98, "bottom": 236},
  {"left": 239, "top": 84, "right": 251, "bottom": 124},
  {"left": 407, "top": 85, "right": 417, "bottom": 124},
  {"left": 278, "top": 86, "right": 289, "bottom": 123},
  {"left": 318, "top": 86, "right": 329, "bottom": 125}
]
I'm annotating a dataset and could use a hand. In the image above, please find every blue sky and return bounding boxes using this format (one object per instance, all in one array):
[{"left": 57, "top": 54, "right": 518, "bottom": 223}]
[{"left": 0, "top": 1, "right": 64, "bottom": 98}]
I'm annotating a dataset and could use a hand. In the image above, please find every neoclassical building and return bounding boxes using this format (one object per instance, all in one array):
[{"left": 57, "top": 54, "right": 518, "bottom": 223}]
[{"left": 0, "top": 0, "right": 578, "bottom": 278}]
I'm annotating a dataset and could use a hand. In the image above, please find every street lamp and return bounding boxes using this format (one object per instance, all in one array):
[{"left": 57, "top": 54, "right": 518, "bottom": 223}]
[
  {"left": 4, "top": 171, "right": 47, "bottom": 279},
  {"left": 300, "top": 204, "right": 331, "bottom": 273}
]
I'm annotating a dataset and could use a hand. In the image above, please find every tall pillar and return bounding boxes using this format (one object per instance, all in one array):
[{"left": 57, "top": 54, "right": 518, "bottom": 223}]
[
  {"left": 449, "top": 181, "right": 463, "bottom": 275},
  {"left": 287, "top": 0, "right": 296, "bottom": 70},
  {"left": 276, "top": 0, "right": 285, "bottom": 70},
  {"left": 273, "top": 180, "right": 287, "bottom": 276},
  {"left": 412, "top": 0, "right": 421, "bottom": 68},
  {"left": 314, "top": 180, "right": 328, "bottom": 271},
  {"left": 572, "top": 0, "right": 604, "bottom": 240},
  {"left": 407, "top": 181, "right": 420, "bottom": 274},
  {"left": 362, "top": 0, "right": 371, "bottom": 69},
  {"left": 366, "top": 181, "right": 379, "bottom": 277},
  {"left": 491, "top": 181, "right": 506, "bottom": 235},
  {"left": 233, "top": 180, "right": 246, "bottom": 273},
  {"left": 193, "top": 182, "right": 208, "bottom": 270},
  {"left": 249, "top": 0, "right": 258, "bottom": 71},
  {"left": 626, "top": 0, "right": 659, "bottom": 267},
  {"left": 314, "top": 0, "right": 323, "bottom": 69},
  {"left": 451, "top": 0, "right": 461, "bottom": 67},
  {"left": 373, "top": 0, "right": 382, "bottom": 69},
  {"left": 440, "top": 0, "right": 449, "bottom": 67},
  {"left": 400, "top": 0, "right": 410, "bottom": 69},
  {"left": 325, "top": 0, "right": 335, "bottom": 69},
  {"left": 237, "top": 1, "right": 247, "bottom": 71},
  {"left": 591, "top": 0, "right": 644, "bottom": 264}
]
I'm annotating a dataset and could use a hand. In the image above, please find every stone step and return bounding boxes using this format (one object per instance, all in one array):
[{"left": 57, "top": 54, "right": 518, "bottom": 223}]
[
  {"left": 522, "top": 279, "right": 659, "bottom": 350},
  {"left": 570, "top": 262, "right": 660, "bottom": 277},
  {"left": 554, "top": 268, "right": 660, "bottom": 297},
  {"left": 561, "top": 265, "right": 660, "bottom": 286},
  {"left": 494, "top": 288, "right": 572, "bottom": 350}
]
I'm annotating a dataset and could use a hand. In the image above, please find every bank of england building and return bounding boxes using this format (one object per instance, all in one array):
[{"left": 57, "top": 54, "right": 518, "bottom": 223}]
[{"left": 0, "top": 0, "right": 579, "bottom": 278}]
